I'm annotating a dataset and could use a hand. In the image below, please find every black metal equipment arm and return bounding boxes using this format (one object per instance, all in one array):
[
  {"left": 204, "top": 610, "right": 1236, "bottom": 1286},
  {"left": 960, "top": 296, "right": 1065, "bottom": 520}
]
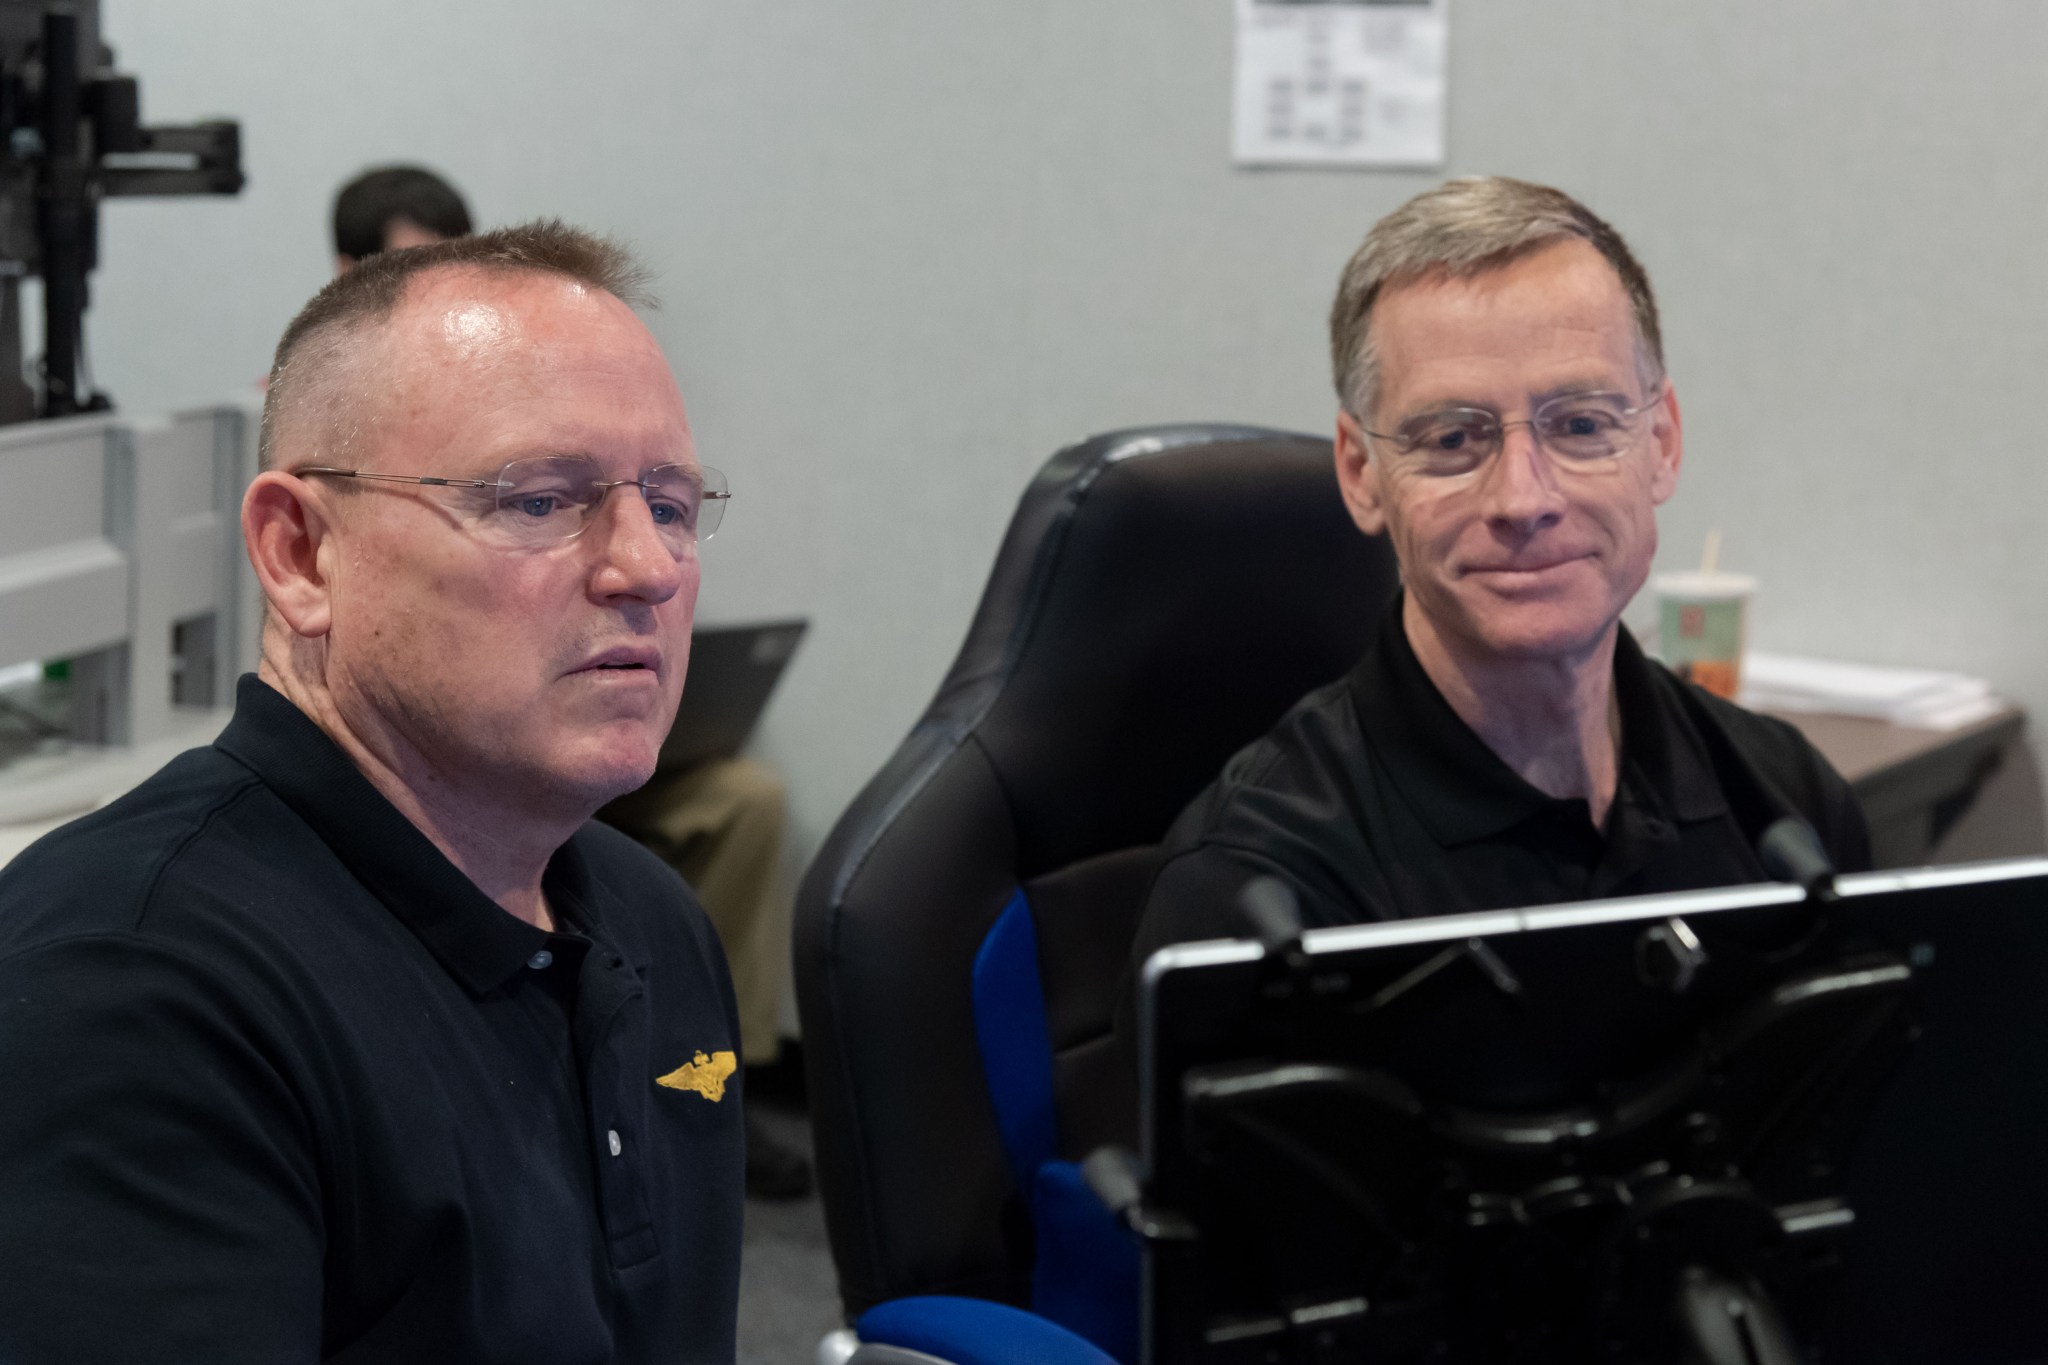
[
  {"left": 98, "top": 121, "right": 243, "bottom": 198},
  {"left": 34, "top": 4, "right": 84, "bottom": 415},
  {"left": 7, "top": 2, "right": 246, "bottom": 420}
]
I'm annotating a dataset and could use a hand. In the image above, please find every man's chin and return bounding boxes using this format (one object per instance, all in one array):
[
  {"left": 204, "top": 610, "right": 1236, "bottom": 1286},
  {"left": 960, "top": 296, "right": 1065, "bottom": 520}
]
[
  {"left": 534, "top": 734, "right": 663, "bottom": 815},
  {"left": 1477, "top": 625, "right": 1616, "bottom": 664},
  {"left": 1448, "top": 598, "right": 1620, "bottom": 665},
  {"left": 580, "top": 755, "right": 663, "bottom": 810}
]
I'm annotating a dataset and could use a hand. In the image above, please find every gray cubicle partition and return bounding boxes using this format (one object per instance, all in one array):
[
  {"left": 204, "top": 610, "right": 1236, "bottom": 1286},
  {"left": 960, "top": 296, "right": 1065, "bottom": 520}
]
[
  {"left": 129, "top": 406, "right": 256, "bottom": 737},
  {"left": 0, "top": 401, "right": 260, "bottom": 824},
  {"left": 216, "top": 395, "right": 264, "bottom": 695},
  {"left": 0, "top": 415, "right": 136, "bottom": 744}
]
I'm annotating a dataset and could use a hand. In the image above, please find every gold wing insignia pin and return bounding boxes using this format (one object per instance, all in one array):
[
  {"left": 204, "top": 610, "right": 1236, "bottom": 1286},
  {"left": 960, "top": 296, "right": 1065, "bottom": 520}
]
[{"left": 657, "top": 1049, "right": 738, "bottom": 1102}]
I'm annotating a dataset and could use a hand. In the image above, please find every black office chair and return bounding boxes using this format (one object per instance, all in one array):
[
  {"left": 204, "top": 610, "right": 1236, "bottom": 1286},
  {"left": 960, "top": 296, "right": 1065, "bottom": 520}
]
[{"left": 794, "top": 423, "right": 1400, "bottom": 1364}]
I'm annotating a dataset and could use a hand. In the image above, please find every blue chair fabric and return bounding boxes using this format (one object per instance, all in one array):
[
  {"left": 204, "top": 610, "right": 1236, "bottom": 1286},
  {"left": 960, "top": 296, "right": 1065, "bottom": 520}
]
[{"left": 972, "top": 890, "right": 1141, "bottom": 1361}]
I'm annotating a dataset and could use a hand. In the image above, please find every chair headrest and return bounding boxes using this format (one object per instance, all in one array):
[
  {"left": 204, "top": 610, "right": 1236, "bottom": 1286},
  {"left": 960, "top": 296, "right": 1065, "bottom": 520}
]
[{"left": 923, "top": 423, "right": 1398, "bottom": 874}]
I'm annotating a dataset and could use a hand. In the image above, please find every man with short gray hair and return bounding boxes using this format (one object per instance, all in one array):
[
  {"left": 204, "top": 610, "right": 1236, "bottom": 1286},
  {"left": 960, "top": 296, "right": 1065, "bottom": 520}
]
[
  {"left": 0, "top": 221, "right": 743, "bottom": 1362},
  {"left": 1131, "top": 177, "right": 1868, "bottom": 957}
]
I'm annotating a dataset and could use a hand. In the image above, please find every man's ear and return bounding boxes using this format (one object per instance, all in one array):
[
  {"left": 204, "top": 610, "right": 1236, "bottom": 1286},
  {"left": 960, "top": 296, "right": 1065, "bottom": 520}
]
[
  {"left": 1648, "top": 381, "right": 1684, "bottom": 506},
  {"left": 1334, "top": 409, "right": 1388, "bottom": 536},
  {"left": 243, "top": 471, "right": 337, "bottom": 639}
]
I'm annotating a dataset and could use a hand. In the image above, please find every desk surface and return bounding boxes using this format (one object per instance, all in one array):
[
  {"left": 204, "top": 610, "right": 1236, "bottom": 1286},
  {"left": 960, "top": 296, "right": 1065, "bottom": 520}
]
[
  {"left": 1770, "top": 704, "right": 2030, "bottom": 867},
  {"left": 1769, "top": 706, "right": 2025, "bottom": 788}
]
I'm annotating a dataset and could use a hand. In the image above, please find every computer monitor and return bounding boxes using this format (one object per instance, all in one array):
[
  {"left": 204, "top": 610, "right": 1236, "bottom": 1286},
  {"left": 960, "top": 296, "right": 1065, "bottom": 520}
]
[{"left": 1136, "top": 859, "right": 2048, "bottom": 1364}]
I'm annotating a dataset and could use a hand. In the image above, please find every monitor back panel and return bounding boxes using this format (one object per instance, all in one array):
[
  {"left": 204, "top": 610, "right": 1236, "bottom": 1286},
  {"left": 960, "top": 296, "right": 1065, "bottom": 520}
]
[{"left": 1140, "top": 862, "right": 2048, "bottom": 1363}]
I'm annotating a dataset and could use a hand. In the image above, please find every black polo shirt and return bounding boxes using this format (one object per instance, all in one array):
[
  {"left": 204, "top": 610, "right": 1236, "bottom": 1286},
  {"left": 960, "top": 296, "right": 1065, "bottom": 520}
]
[
  {"left": 0, "top": 677, "right": 743, "bottom": 1364},
  {"left": 1131, "top": 599, "right": 1871, "bottom": 960}
]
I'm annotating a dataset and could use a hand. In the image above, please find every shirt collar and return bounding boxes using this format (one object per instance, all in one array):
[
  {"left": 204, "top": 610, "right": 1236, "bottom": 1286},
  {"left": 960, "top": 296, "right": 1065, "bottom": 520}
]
[
  {"left": 1610, "top": 624, "right": 1728, "bottom": 826},
  {"left": 1348, "top": 597, "right": 1728, "bottom": 847},
  {"left": 214, "top": 675, "right": 604, "bottom": 997}
]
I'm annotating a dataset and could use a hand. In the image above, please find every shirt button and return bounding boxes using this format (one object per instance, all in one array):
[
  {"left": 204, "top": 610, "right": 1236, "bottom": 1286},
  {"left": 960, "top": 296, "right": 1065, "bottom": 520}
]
[
  {"left": 527, "top": 949, "right": 554, "bottom": 971},
  {"left": 608, "top": 1129, "right": 623, "bottom": 1157}
]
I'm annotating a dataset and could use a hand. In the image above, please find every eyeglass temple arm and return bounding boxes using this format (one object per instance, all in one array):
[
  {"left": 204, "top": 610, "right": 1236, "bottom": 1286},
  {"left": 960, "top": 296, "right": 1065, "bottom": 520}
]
[
  {"left": 300, "top": 466, "right": 732, "bottom": 499},
  {"left": 295, "top": 467, "right": 498, "bottom": 489}
]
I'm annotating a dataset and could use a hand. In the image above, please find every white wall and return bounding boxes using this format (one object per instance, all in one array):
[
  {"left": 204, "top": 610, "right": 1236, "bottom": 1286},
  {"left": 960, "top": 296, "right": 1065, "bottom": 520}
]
[{"left": 92, "top": 0, "right": 2048, "bottom": 870}]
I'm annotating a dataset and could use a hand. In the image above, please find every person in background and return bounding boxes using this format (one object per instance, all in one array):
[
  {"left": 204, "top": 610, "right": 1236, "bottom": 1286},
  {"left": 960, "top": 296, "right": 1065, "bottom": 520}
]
[
  {"left": 327, "top": 161, "right": 811, "bottom": 1197},
  {"left": 331, "top": 164, "right": 473, "bottom": 273},
  {"left": 0, "top": 222, "right": 742, "bottom": 1362},
  {"left": 1129, "top": 176, "right": 1869, "bottom": 966}
]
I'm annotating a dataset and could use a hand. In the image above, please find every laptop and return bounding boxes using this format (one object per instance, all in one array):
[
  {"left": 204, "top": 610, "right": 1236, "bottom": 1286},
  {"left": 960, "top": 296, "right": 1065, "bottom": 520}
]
[{"left": 656, "top": 619, "right": 807, "bottom": 773}]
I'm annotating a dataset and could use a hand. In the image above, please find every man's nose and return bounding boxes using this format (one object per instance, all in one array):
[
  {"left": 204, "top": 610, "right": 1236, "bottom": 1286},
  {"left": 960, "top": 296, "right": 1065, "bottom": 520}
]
[
  {"left": 1477, "top": 422, "right": 1567, "bottom": 533},
  {"left": 588, "top": 486, "right": 686, "bottom": 602}
]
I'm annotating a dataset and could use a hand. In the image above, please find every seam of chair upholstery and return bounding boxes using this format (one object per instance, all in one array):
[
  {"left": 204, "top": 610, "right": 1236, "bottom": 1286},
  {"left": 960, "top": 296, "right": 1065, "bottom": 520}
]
[
  {"left": 816, "top": 717, "right": 992, "bottom": 1301},
  {"left": 966, "top": 730, "right": 1028, "bottom": 872},
  {"left": 817, "top": 854, "right": 889, "bottom": 1301},
  {"left": 825, "top": 719, "right": 979, "bottom": 911}
]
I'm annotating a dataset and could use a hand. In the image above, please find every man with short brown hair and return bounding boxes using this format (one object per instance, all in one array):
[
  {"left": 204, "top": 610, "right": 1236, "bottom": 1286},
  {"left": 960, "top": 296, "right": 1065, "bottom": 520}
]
[{"left": 0, "top": 222, "right": 743, "bottom": 1362}]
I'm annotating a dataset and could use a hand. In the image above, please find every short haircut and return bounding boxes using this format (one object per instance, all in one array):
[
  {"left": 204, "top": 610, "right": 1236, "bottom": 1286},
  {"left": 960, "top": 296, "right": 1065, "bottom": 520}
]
[
  {"left": 332, "top": 165, "right": 473, "bottom": 261},
  {"left": 1328, "top": 176, "right": 1664, "bottom": 420},
  {"left": 261, "top": 219, "right": 655, "bottom": 470}
]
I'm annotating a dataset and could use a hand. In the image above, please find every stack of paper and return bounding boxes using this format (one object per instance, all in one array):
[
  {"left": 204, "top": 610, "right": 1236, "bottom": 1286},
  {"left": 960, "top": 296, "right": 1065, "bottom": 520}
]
[{"left": 1740, "top": 653, "right": 2004, "bottom": 731}]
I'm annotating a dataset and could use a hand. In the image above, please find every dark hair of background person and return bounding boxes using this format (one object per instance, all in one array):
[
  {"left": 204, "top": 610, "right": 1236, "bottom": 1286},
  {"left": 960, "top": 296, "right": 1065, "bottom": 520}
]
[
  {"left": 331, "top": 165, "right": 474, "bottom": 261},
  {"left": 262, "top": 218, "right": 655, "bottom": 469}
]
